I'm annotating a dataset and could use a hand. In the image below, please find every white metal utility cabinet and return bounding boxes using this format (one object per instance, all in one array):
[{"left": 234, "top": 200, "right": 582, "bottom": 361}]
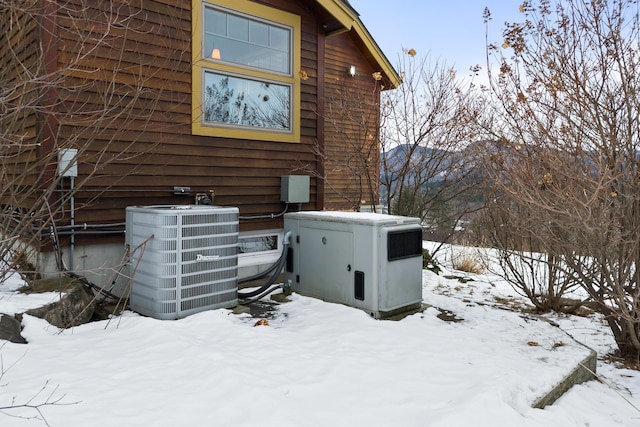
[{"left": 284, "top": 211, "right": 423, "bottom": 319}]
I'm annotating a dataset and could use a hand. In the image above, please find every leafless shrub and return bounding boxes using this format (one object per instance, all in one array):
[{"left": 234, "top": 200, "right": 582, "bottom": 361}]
[
  {"left": 481, "top": 0, "right": 640, "bottom": 361},
  {"left": 450, "top": 248, "right": 486, "bottom": 274},
  {"left": 379, "top": 50, "right": 485, "bottom": 240}
]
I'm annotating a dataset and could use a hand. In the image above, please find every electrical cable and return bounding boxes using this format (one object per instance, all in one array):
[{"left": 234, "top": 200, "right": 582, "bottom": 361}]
[
  {"left": 54, "top": 222, "right": 126, "bottom": 230},
  {"left": 237, "top": 248, "right": 287, "bottom": 299},
  {"left": 54, "top": 229, "right": 125, "bottom": 236},
  {"left": 65, "top": 270, "right": 122, "bottom": 301},
  {"left": 238, "top": 231, "right": 291, "bottom": 300},
  {"left": 45, "top": 208, "right": 122, "bottom": 301},
  {"left": 238, "top": 241, "right": 287, "bottom": 284},
  {"left": 237, "top": 284, "right": 284, "bottom": 305},
  {"left": 239, "top": 203, "right": 289, "bottom": 220}
]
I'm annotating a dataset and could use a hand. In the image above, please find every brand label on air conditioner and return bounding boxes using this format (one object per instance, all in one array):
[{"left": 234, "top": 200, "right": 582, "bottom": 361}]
[{"left": 196, "top": 254, "right": 220, "bottom": 262}]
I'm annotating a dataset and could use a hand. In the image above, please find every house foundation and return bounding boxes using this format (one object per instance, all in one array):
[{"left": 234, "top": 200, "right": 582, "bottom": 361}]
[{"left": 37, "top": 241, "right": 281, "bottom": 299}]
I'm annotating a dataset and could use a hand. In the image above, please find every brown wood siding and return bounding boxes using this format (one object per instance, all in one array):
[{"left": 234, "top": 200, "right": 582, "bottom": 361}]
[
  {"left": 49, "top": 0, "right": 321, "bottom": 245},
  {"left": 0, "top": 1, "right": 42, "bottom": 202},
  {"left": 6, "top": 0, "right": 387, "bottom": 252},
  {"left": 323, "top": 31, "right": 381, "bottom": 211}
]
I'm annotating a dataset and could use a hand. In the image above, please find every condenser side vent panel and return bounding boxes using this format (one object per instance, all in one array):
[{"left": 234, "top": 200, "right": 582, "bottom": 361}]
[{"left": 126, "top": 205, "right": 239, "bottom": 320}]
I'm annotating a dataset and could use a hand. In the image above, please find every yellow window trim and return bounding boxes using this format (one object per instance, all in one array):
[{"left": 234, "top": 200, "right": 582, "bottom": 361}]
[{"left": 192, "top": 0, "right": 301, "bottom": 143}]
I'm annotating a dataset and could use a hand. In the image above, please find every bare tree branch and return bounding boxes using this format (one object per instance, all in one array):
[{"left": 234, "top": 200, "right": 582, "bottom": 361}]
[{"left": 480, "top": 0, "right": 640, "bottom": 361}]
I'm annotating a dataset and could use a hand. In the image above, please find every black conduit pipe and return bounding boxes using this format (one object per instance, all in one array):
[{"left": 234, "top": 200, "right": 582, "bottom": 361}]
[{"left": 238, "top": 231, "right": 291, "bottom": 300}]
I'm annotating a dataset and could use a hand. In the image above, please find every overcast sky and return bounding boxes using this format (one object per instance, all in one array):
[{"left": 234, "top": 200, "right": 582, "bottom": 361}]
[{"left": 349, "top": 1, "right": 525, "bottom": 74}]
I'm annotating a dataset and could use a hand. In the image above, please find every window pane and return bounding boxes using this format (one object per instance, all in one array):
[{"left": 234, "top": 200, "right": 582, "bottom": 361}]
[
  {"left": 239, "top": 235, "right": 278, "bottom": 254},
  {"left": 204, "top": 9, "right": 226, "bottom": 57},
  {"left": 228, "top": 14, "right": 249, "bottom": 41},
  {"left": 270, "top": 26, "right": 289, "bottom": 52},
  {"left": 249, "top": 21, "right": 269, "bottom": 46},
  {"left": 203, "top": 72, "right": 291, "bottom": 131},
  {"left": 204, "top": 6, "right": 291, "bottom": 74},
  {"left": 206, "top": 8, "right": 226, "bottom": 35}
]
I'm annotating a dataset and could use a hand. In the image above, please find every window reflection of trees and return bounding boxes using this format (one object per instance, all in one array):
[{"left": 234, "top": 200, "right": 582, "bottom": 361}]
[{"left": 203, "top": 75, "right": 290, "bottom": 130}]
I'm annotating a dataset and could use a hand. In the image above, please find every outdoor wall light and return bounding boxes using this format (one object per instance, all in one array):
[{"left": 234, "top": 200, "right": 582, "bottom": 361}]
[{"left": 348, "top": 65, "right": 356, "bottom": 76}]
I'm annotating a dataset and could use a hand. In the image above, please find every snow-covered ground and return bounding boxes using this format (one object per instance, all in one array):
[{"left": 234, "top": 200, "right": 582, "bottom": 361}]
[{"left": 1, "top": 245, "right": 639, "bottom": 427}]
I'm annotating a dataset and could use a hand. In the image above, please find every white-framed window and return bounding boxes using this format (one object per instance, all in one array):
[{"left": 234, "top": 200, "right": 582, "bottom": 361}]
[
  {"left": 192, "top": 0, "right": 301, "bottom": 143},
  {"left": 238, "top": 229, "right": 283, "bottom": 269}
]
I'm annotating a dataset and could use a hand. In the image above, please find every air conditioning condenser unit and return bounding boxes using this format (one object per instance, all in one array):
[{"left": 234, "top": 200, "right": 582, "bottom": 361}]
[{"left": 126, "top": 205, "right": 239, "bottom": 319}]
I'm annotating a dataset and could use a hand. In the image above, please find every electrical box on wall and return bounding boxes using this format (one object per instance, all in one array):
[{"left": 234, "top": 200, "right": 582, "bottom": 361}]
[
  {"left": 284, "top": 211, "right": 424, "bottom": 319},
  {"left": 280, "top": 175, "right": 310, "bottom": 204},
  {"left": 57, "top": 148, "right": 78, "bottom": 177}
]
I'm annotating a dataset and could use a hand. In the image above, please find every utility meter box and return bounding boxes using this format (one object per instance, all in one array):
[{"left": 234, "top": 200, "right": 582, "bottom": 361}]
[
  {"left": 280, "top": 175, "right": 310, "bottom": 204},
  {"left": 57, "top": 148, "right": 78, "bottom": 177},
  {"left": 284, "top": 211, "right": 423, "bottom": 319}
]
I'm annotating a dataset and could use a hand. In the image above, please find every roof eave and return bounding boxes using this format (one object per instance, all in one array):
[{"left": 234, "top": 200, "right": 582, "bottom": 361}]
[{"left": 316, "top": 0, "right": 401, "bottom": 89}]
